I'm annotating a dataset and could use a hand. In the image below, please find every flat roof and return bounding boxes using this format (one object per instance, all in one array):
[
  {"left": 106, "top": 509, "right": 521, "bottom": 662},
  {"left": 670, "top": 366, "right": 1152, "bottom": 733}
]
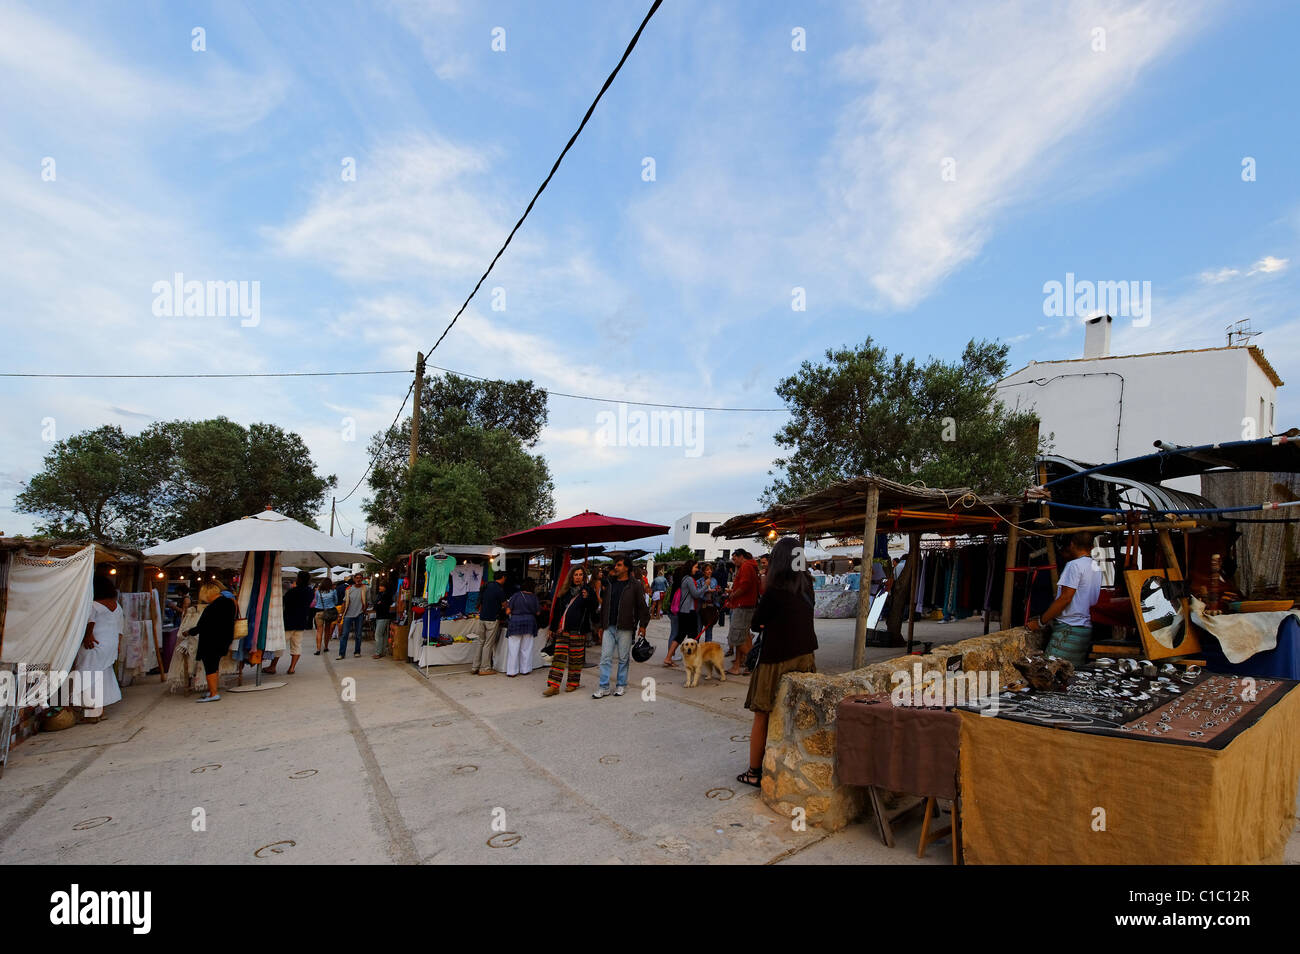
[{"left": 1001, "top": 344, "right": 1283, "bottom": 388}]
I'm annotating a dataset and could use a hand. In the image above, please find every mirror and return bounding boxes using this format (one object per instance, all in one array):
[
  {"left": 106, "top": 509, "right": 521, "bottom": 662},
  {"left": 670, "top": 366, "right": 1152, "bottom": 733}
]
[{"left": 1125, "top": 568, "right": 1199, "bottom": 660}]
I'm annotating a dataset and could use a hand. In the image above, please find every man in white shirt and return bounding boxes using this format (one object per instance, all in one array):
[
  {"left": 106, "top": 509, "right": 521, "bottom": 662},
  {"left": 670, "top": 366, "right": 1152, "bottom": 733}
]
[{"left": 1027, "top": 531, "right": 1100, "bottom": 665}]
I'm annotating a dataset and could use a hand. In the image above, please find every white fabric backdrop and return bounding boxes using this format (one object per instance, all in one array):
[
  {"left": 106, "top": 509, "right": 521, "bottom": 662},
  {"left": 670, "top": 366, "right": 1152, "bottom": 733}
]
[{"left": 1, "top": 545, "right": 95, "bottom": 673}]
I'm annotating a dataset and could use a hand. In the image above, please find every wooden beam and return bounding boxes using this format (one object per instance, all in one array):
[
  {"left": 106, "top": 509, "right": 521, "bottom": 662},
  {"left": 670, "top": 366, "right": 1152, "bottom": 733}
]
[
  {"left": 852, "top": 484, "right": 881, "bottom": 670},
  {"left": 1034, "top": 520, "right": 1198, "bottom": 535},
  {"left": 1000, "top": 504, "right": 1021, "bottom": 630},
  {"left": 1156, "top": 529, "right": 1182, "bottom": 575}
]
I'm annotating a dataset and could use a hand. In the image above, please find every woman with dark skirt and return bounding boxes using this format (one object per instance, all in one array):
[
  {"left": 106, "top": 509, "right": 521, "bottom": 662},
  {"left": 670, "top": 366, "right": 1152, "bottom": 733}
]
[
  {"left": 187, "top": 581, "right": 237, "bottom": 703},
  {"left": 543, "top": 565, "right": 600, "bottom": 696},
  {"left": 737, "top": 537, "right": 818, "bottom": 787}
]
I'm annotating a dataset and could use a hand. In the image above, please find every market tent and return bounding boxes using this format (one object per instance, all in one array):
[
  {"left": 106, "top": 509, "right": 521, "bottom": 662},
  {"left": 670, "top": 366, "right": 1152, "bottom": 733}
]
[
  {"left": 496, "top": 511, "right": 669, "bottom": 548},
  {"left": 142, "top": 510, "right": 374, "bottom": 569},
  {"left": 713, "top": 474, "right": 1018, "bottom": 667}
]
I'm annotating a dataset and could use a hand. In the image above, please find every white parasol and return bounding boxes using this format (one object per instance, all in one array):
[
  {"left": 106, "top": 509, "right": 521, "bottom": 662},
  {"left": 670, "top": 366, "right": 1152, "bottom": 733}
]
[{"left": 142, "top": 509, "right": 375, "bottom": 569}]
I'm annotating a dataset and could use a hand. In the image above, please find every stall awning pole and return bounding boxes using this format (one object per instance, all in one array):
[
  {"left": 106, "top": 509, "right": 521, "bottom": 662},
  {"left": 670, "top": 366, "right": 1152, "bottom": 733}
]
[
  {"left": 1000, "top": 504, "right": 1022, "bottom": 630},
  {"left": 852, "top": 484, "right": 880, "bottom": 670},
  {"left": 906, "top": 531, "right": 921, "bottom": 654}
]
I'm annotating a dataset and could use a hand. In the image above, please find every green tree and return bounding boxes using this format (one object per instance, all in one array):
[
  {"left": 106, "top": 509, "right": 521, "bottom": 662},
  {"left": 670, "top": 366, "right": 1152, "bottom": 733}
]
[
  {"left": 16, "top": 425, "right": 170, "bottom": 543},
  {"left": 16, "top": 418, "right": 336, "bottom": 547},
  {"left": 364, "top": 373, "right": 555, "bottom": 559},
  {"left": 651, "top": 544, "right": 696, "bottom": 565},
  {"left": 765, "top": 338, "right": 1041, "bottom": 503},
  {"left": 150, "top": 418, "right": 335, "bottom": 537}
]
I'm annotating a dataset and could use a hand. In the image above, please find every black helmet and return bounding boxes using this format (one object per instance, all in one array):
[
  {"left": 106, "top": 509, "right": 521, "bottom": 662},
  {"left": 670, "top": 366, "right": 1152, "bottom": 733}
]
[{"left": 631, "top": 635, "right": 655, "bottom": 663}]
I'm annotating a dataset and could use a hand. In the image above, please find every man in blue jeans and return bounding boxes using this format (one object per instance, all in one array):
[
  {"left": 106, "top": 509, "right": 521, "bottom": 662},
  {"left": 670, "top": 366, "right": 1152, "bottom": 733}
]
[
  {"left": 338, "top": 575, "right": 367, "bottom": 659},
  {"left": 593, "top": 556, "right": 650, "bottom": 699}
]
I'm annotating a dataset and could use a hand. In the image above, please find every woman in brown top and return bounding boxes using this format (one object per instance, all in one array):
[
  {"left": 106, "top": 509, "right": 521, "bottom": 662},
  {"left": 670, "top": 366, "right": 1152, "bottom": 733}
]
[{"left": 738, "top": 536, "right": 817, "bottom": 787}]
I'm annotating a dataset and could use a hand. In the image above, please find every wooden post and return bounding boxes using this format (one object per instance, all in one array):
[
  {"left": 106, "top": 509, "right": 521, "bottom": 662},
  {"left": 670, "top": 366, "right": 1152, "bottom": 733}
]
[
  {"left": 1000, "top": 504, "right": 1021, "bottom": 631},
  {"left": 408, "top": 351, "right": 425, "bottom": 474},
  {"left": 1156, "top": 529, "right": 1182, "bottom": 575},
  {"left": 852, "top": 484, "right": 881, "bottom": 670},
  {"left": 906, "top": 531, "right": 920, "bottom": 653},
  {"left": 983, "top": 536, "right": 992, "bottom": 636},
  {"left": 1036, "top": 463, "right": 1059, "bottom": 591},
  {"left": 329, "top": 497, "right": 336, "bottom": 537}
]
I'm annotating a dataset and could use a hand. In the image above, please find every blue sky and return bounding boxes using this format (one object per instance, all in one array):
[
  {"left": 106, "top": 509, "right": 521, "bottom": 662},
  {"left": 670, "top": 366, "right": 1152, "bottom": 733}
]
[{"left": 1, "top": 0, "right": 1297, "bottom": 547}]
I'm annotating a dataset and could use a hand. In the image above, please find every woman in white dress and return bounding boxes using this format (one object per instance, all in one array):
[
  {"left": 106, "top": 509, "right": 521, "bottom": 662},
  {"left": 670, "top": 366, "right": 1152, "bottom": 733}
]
[{"left": 75, "top": 574, "right": 124, "bottom": 718}]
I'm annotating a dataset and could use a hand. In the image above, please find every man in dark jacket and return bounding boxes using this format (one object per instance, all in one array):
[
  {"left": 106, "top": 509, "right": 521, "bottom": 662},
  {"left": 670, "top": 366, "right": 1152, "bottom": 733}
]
[
  {"left": 474, "top": 569, "right": 508, "bottom": 675},
  {"left": 593, "top": 556, "right": 650, "bottom": 699}
]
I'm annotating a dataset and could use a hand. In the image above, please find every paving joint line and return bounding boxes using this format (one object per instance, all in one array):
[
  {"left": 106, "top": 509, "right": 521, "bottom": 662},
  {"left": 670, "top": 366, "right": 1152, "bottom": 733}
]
[
  {"left": 324, "top": 654, "right": 420, "bottom": 864},
  {"left": 0, "top": 691, "right": 166, "bottom": 850},
  {"left": 400, "top": 663, "right": 645, "bottom": 844}
]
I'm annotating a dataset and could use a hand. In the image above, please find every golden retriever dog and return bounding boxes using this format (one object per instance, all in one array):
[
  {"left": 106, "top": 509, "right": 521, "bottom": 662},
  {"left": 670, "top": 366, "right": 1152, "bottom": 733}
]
[{"left": 681, "top": 637, "right": 727, "bottom": 687}]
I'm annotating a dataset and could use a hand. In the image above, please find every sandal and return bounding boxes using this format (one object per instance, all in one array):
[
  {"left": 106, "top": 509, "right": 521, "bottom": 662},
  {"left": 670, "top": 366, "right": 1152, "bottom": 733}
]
[{"left": 737, "top": 767, "right": 761, "bottom": 787}]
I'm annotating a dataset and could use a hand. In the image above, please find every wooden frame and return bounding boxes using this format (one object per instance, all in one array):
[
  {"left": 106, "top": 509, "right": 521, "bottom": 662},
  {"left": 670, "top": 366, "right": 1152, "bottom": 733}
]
[{"left": 1124, "top": 568, "right": 1200, "bottom": 659}]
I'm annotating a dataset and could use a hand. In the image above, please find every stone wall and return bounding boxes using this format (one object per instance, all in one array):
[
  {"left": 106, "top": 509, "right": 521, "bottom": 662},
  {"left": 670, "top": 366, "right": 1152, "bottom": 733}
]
[{"left": 760, "top": 627, "right": 1042, "bottom": 830}]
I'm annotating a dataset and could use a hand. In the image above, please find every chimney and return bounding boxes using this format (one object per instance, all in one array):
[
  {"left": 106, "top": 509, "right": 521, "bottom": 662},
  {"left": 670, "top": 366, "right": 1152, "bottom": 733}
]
[{"left": 1084, "top": 314, "right": 1112, "bottom": 358}]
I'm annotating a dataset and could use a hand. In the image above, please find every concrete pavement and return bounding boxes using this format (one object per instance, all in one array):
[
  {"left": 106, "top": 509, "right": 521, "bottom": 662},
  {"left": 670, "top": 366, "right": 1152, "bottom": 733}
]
[{"left": 0, "top": 615, "right": 954, "bottom": 864}]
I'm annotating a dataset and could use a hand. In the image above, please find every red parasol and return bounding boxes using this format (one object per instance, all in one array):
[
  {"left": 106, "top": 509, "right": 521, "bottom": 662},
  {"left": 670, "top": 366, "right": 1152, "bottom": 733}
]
[{"left": 496, "top": 510, "right": 670, "bottom": 548}]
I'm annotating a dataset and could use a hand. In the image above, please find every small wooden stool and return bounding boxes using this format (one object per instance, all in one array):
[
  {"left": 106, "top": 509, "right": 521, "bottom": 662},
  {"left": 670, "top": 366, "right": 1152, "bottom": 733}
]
[{"left": 918, "top": 795, "right": 962, "bottom": 864}]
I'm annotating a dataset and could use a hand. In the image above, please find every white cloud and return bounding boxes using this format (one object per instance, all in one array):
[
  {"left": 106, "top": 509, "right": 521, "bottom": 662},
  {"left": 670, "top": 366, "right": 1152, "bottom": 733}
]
[
  {"left": 382, "top": 0, "right": 473, "bottom": 81},
  {"left": 1249, "top": 255, "right": 1289, "bottom": 275},
  {"left": 0, "top": 5, "right": 288, "bottom": 134},
  {"left": 1200, "top": 267, "right": 1241, "bottom": 284},
  {"left": 631, "top": 0, "right": 1208, "bottom": 315}
]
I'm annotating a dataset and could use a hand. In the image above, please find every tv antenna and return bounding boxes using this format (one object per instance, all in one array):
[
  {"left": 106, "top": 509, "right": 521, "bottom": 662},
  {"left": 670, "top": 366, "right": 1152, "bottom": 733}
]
[{"left": 1226, "top": 318, "right": 1261, "bottom": 347}]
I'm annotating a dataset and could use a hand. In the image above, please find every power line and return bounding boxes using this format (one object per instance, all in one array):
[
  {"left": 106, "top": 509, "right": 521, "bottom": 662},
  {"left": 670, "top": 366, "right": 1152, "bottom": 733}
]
[
  {"left": 421, "top": 0, "right": 663, "bottom": 359},
  {"left": 344, "top": 0, "right": 662, "bottom": 502},
  {"left": 2, "top": 362, "right": 786, "bottom": 412},
  {"left": 425, "top": 364, "right": 785, "bottom": 412},
  {"left": 0, "top": 370, "right": 412, "bottom": 379},
  {"left": 335, "top": 380, "right": 415, "bottom": 504}
]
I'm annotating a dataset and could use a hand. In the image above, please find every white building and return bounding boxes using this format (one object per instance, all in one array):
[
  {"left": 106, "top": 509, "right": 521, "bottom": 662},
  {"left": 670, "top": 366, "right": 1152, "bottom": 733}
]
[
  {"left": 672, "top": 512, "right": 741, "bottom": 561},
  {"left": 998, "top": 316, "right": 1283, "bottom": 492}
]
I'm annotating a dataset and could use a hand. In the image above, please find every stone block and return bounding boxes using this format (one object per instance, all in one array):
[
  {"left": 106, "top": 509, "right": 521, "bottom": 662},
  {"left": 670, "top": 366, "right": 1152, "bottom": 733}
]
[
  {"left": 802, "top": 728, "right": 835, "bottom": 757},
  {"left": 794, "top": 703, "right": 817, "bottom": 730},
  {"left": 802, "top": 760, "right": 833, "bottom": 790}
]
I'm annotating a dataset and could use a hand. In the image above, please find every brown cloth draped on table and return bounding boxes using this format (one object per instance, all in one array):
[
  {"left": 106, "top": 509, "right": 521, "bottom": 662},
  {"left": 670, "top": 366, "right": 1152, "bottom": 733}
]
[
  {"left": 836, "top": 694, "right": 960, "bottom": 800},
  {"left": 958, "top": 683, "right": 1300, "bottom": 864}
]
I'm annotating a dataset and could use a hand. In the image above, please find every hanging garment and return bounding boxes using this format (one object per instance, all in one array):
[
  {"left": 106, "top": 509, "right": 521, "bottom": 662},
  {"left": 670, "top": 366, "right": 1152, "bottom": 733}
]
[
  {"left": 450, "top": 563, "right": 482, "bottom": 597},
  {"left": 1, "top": 544, "right": 96, "bottom": 674},
  {"left": 943, "top": 556, "right": 960, "bottom": 619},
  {"left": 425, "top": 555, "right": 454, "bottom": 602},
  {"left": 915, "top": 555, "right": 927, "bottom": 615},
  {"left": 237, "top": 550, "right": 286, "bottom": 659}
]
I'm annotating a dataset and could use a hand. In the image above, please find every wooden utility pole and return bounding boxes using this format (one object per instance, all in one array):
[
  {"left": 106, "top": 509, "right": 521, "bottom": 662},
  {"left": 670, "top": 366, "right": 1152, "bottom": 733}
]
[
  {"left": 409, "top": 351, "right": 425, "bottom": 474},
  {"left": 851, "top": 484, "right": 881, "bottom": 670},
  {"left": 329, "top": 496, "right": 336, "bottom": 537}
]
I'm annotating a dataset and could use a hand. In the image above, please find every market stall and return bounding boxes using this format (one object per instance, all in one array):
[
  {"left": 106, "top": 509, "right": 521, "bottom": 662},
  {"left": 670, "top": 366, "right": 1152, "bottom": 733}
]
[
  {"left": 958, "top": 670, "right": 1300, "bottom": 863},
  {"left": 394, "top": 543, "right": 544, "bottom": 669},
  {"left": 142, "top": 509, "right": 374, "bottom": 691},
  {"left": 0, "top": 538, "right": 163, "bottom": 768}
]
